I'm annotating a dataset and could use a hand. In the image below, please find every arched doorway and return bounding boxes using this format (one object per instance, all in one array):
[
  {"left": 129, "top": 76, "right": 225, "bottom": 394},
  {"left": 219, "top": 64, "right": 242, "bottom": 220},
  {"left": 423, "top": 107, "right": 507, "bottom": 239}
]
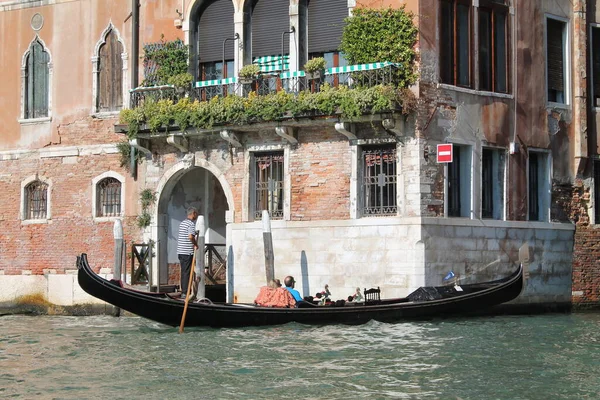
[{"left": 155, "top": 164, "right": 230, "bottom": 301}]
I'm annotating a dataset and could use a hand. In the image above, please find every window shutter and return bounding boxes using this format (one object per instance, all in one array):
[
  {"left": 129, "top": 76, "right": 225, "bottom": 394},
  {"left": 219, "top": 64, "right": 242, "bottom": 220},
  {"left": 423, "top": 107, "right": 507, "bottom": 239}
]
[
  {"left": 198, "top": 0, "right": 235, "bottom": 63},
  {"left": 99, "top": 31, "right": 123, "bottom": 112},
  {"left": 28, "top": 41, "right": 49, "bottom": 118},
  {"left": 546, "top": 20, "right": 564, "bottom": 92},
  {"left": 307, "top": 0, "right": 347, "bottom": 54},
  {"left": 252, "top": 0, "right": 289, "bottom": 57}
]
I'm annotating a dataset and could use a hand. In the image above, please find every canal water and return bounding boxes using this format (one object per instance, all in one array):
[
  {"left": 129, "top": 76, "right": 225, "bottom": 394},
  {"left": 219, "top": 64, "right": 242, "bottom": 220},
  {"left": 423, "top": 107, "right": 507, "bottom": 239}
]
[{"left": 1, "top": 313, "right": 599, "bottom": 399}]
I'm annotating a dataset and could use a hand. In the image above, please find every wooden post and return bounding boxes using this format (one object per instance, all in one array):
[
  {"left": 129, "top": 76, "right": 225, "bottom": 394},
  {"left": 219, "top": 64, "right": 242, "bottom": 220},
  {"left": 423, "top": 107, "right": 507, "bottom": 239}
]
[
  {"left": 194, "top": 216, "right": 206, "bottom": 299},
  {"left": 112, "top": 220, "right": 123, "bottom": 317},
  {"left": 262, "top": 210, "right": 274, "bottom": 284}
]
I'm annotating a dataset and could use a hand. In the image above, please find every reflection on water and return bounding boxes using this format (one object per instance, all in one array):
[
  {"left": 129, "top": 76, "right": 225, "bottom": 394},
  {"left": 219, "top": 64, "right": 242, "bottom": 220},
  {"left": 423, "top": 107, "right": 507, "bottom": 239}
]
[{"left": 1, "top": 314, "right": 600, "bottom": 399}]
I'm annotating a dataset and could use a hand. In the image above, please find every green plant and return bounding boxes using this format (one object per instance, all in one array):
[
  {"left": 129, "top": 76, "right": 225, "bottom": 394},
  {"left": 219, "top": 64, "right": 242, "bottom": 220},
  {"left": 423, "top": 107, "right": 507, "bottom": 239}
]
[
  {"left": 140, "top": 189, "right": 156, "bottom": 209},
  {"left": 167, "top": 72, "right": 193, "bottom": 90},
  {"left": 340, "top": 6, "right": 418, "bottom": 87},
  {"left": 304, "top": 57, "right": 326, "bottom": 74},
  {"left": 137, "top": 189, "right": 156, "bottom": 229},
  {"left": 121, "top": 84, "right": 416, "bottom": 137},
  {"left": 116, "top": 140, "right": 144, "bottom": 171},
  {"left": 238, "top": 64, "right": 261, "bottom": 79},
  {"left": 141, "top": 36, "right": 189, "bottom": 86},
  {"left": 136, "top": 213, "right": 152, "bottom": 229}
]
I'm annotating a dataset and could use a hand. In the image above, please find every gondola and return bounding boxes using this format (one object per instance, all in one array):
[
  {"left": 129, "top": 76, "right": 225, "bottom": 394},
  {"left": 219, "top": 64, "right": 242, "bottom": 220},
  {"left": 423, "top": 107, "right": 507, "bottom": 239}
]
[{"left": 77, "top": 253, "right": 524, "bottom": 328}]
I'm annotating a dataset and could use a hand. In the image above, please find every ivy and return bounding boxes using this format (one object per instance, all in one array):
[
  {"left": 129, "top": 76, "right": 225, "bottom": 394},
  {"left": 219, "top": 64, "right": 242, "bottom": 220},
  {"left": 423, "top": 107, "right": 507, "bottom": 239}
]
[
  {"left": 340, "top": 7, "right": 418, "bottom": 87},
  {"left": 137, "top": 189, "right": 156, "bottom": 229},
  {"left": 142, "top": 36, "right": 189, "bottom": 86}
]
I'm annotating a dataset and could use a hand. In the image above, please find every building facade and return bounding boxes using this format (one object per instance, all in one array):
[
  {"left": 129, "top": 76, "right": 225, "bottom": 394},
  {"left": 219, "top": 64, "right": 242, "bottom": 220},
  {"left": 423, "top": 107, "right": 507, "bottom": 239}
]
[{"left": 0, "top": 0, "right": 597, "bottom": 309}]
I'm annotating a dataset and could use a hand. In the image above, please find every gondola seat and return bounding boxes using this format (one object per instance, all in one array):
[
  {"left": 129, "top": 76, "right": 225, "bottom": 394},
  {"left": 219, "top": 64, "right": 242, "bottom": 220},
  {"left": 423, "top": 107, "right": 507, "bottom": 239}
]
[{"left": 364, "top": 287, "right": 381, "bottom": 304}]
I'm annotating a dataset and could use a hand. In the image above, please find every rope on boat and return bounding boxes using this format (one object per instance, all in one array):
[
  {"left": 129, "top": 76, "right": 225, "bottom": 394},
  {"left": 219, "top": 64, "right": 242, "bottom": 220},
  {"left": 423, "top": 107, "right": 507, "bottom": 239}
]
[{"left": 193, "top": 297, "right": 213, "bottom": 305}]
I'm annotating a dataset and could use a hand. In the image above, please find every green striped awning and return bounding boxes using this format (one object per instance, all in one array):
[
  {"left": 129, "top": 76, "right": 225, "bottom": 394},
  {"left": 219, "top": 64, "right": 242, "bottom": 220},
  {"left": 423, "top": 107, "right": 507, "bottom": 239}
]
[
  {"left": 280, "top": 70, "right": 306, "bottom": 79},
  {"left": 253, "top": 55, "right": 289, "bottom": 73},
  {"left": 326, "top": 62, "right": 400, "bottom": 75},
  {"left": 195, "top": 77, "right": 238, "bottom": 88}
]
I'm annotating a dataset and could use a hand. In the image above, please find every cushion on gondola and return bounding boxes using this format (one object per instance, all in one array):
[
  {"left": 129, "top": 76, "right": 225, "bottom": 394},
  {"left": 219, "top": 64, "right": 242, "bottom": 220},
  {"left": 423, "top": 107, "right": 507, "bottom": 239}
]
[{"left": 254, "top": 286, "right": 296, "bottom": 308}]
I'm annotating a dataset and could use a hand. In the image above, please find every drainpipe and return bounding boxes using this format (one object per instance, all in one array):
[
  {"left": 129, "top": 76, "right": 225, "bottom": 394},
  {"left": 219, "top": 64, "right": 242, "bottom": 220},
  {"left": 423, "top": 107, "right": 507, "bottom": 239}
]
[{"left": 131, "top": 0, "right": 140, "bottom": 180}]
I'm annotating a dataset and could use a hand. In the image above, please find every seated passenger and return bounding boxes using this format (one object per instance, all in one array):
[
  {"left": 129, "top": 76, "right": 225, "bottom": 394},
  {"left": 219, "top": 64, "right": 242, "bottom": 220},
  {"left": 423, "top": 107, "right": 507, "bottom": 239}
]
[
  {"left": 283, "top": 276, "right": 303, "bottom": 302},
  {"left": 254, "top": 284, "right": 295, "bottom": 308}
]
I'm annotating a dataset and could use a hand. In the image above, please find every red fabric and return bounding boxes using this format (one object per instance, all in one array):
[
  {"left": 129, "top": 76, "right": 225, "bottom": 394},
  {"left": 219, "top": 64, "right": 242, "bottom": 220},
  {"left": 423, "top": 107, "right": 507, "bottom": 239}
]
[{"left": 254, "top": 286, "right": 296, "bottom": 308}]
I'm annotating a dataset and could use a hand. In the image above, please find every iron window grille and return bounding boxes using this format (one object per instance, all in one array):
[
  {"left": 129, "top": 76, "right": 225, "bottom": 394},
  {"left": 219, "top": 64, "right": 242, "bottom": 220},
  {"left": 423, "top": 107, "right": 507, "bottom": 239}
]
[
  {"left": 254, "top": 152, "right": 284, "bottom": 220},
  {"left": 97, "top": 178, "right": 121, "bottom": 217},
  {"left": 361, "top": 145, "right": 398, "bottom": 217},
  {"left": 26, "top": 181, "right": 48, "bottom": 219}
]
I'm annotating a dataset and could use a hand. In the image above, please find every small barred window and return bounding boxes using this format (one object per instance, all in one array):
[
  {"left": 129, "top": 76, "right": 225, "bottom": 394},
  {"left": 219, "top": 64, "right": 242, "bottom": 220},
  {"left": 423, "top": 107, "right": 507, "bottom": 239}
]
[
  {"left": 26, "top": 181, "right": 48, "bottom": 219},
  {"left": 97, "top": 177, "right": 121, "bottom": 217},
  {"left": 254, "top": 152, "right": 284, "bottom": 220},
  {"left": 361, "top": 145, "right": 398, "bottom": 217}
]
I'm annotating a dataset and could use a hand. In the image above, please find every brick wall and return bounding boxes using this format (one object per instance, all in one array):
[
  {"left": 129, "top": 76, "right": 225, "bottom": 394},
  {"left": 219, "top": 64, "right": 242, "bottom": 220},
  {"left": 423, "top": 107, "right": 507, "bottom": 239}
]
[
  {"left": 0, "top": 117, "right": 142, "bottom": 275},
  {"left": 573, "top": 226, "right": 600, "bottom": 308}
]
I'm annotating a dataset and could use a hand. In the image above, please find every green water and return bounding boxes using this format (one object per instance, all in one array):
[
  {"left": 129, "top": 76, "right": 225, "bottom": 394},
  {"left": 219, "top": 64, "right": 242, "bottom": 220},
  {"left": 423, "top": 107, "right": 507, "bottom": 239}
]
[{"left": 1, "top": 313, "right": 599, "bottom": 399}]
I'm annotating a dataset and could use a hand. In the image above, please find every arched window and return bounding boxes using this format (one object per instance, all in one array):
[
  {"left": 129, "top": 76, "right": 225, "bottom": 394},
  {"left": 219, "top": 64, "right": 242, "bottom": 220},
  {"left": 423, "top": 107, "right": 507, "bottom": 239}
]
[
  {"left": 24, "top": 38, "right": 50, "bottom": 119},
  {"left": 96, "top": 177, "right": 122, "bottom": 217},
  {"left": 93, "top": 24, "right": 127, "bottom": 113},
  {"left": 194, "top": 0, "right": 235, "bottom": 82},
  {"left": 25, "top": 180, "right": 49, "bottom": 220},
  {"left": 98, "top": 30, "right": 124, "bottom": 111}
]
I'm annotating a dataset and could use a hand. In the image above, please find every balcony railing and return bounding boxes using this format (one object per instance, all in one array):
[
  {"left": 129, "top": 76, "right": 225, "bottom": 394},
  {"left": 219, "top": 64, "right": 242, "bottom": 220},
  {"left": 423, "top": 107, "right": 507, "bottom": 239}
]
[{"left": 130, "top": 62, "right": 400, "bottom": 108}]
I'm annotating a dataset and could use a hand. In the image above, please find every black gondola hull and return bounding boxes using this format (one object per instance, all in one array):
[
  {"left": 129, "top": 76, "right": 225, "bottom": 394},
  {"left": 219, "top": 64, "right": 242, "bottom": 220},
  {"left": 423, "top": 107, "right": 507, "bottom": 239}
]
[{"left": 77, "top": 254, "right": 524, "bottom": 328}]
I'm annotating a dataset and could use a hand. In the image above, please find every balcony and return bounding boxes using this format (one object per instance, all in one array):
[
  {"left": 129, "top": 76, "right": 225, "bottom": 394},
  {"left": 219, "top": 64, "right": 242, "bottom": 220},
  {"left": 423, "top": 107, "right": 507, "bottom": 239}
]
[{"left": 120, "top": 62, "right": 414, "bottom": 143}]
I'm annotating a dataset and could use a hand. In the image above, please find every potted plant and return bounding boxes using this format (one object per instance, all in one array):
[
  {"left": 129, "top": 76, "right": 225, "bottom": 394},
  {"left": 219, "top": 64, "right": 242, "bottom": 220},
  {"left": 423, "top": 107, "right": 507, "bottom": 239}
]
[
  {"left": 304, "top": 57, "right": 327, "bottom": 80},
  {"left": 167, "top": 72, "right": 193, "bottom": 95},
  {"left": 238, "top": 64, "right": 261, "bottom": 84}
]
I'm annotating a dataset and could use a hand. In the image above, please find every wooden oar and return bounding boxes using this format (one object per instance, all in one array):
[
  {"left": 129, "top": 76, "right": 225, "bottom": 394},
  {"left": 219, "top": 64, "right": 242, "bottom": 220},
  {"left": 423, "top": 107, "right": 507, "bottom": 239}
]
[
  {"left": 179, "top": 215, "right": 203, "bottom": 333},
  {"left": 178, "top": 249, "right": 196, "bottom": 334}
]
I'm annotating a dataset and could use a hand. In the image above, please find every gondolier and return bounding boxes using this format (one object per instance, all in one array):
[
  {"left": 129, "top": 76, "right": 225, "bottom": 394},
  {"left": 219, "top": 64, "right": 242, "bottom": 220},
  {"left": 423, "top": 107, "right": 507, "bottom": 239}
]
[{"left": 177, "top": 207, "right": 199, "bottom": 300}]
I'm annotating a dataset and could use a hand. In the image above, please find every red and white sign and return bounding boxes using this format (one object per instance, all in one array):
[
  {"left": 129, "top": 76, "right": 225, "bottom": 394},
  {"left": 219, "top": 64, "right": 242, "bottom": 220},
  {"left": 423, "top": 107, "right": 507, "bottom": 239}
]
[{"left": 437, "top": 143, "right": 453, "bottom": 163}]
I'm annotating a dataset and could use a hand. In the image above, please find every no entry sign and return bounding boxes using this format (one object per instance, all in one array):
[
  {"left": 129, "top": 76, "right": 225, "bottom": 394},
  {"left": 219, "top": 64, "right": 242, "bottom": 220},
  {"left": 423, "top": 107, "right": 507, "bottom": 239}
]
[{"left": 437, "top": 143, "right": 453, "bottom": 163}]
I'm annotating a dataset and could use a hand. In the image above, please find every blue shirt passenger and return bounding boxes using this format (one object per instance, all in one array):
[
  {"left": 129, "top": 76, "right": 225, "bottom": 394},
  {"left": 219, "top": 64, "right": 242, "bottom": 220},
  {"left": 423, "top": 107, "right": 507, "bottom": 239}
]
[{"left": 283, "top": 276, "right": 303, "bottom": 302}]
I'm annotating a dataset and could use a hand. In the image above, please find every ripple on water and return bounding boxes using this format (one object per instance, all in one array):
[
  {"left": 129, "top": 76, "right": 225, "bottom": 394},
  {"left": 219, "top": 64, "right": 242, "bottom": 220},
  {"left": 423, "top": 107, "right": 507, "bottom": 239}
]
[{"left": 1, "top": 314, "right": 600, "bottom": 399}]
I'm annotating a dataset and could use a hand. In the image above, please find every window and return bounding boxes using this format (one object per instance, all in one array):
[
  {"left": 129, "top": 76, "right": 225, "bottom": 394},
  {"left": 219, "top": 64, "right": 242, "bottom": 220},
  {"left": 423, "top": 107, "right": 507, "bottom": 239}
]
[
  {"left": 24, "top": 38, "right": 50, "bottom": 119},
  {"left": 97, "top": 29, "right": 124, "bottom": 112},
  {"left": 478, "top": 0, "right": 508, "bottom": 92},
  {"left": 528, "top": 151, "right": 550, "bottom": 222},
  {"left": 447, "top": 144, "right": 472, "bottom": 217},
  {"left": 25, "top": 180, "right": 48, "bottom": 220},
  {"left": 595, "top": 160, "right": 600, "bottom": 224},
  {"left": 481, "top": 148, "right": 505, "bottom": 219},
  {"left": 361, "top": 145, "right": 398, "bottom": 216},
  {"left": 253, "top": 152, "right": 284, "bottom": 220},
  {"left": 591, "top": 26, "right": 600, "bottom": 107},
  {"left": 546, "top": 17, "right": 568, "bottom": 104},
  {"left": 440, "top": 0, "right": 471, "bottom": 87},
  {"left": 96, "top": 178, "right": 122, "bottom": 217}
]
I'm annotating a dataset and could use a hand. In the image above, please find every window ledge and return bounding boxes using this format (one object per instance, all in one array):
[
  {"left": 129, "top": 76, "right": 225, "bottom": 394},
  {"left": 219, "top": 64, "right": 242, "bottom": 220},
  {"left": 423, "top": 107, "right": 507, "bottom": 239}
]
[
  {"left": 18, "top": 116, "right": 52, "bottom": 126},
  {"left": 438, "top": 84, "right": 514, "bottom": 100},
  {"left": 547, "top": 102, "right": 570, "bottom": 110},
  {"left": 22, "top": 218, "right": 49, "bottom": 225},
  {"left": 94, "top": 216, "right": 123, "bottom": 223},
  {"left": 91, "top": 111, "right": 120, "bottom": 119}
]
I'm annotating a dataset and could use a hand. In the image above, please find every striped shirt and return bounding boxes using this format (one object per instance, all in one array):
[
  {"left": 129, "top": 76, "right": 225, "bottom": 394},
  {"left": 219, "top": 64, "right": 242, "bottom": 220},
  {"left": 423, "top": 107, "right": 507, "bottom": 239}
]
[{"left": 177, "top": 218, "right": 196, "bottom": 255}]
